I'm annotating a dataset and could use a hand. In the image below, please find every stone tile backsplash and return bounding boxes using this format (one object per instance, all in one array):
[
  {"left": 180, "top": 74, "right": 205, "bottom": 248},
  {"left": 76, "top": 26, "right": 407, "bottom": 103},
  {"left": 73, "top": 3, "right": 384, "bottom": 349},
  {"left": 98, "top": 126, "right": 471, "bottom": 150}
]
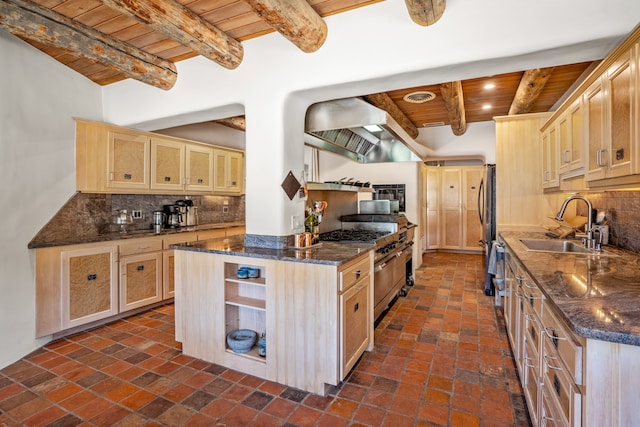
[
  {"left": 30, "top": 192, "right": 244, "bottom": 246},
  {"left": 575, "top": 190, "right": 640, "bottom": 253}
]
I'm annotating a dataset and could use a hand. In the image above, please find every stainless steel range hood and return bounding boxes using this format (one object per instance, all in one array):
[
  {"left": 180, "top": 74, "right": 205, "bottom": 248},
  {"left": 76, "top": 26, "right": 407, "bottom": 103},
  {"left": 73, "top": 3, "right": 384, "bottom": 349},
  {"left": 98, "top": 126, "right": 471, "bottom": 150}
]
[{"left": 304, "top": 97, "right": 423, "bottom": 163}]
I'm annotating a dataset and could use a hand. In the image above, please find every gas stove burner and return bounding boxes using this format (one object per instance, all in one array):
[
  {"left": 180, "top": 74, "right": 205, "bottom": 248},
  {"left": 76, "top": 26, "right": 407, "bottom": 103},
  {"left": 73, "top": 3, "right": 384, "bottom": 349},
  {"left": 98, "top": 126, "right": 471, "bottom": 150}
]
[{"left": 319, "top": 229, "right": 389, "bottom": 243}]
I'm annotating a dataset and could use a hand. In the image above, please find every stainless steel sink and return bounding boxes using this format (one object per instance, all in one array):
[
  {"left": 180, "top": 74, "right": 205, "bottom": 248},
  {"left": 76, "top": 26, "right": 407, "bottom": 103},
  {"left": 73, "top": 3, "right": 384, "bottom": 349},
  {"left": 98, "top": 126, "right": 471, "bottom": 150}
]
[{"left": 520, "top": 239, "right": 595, "bottom": 254}]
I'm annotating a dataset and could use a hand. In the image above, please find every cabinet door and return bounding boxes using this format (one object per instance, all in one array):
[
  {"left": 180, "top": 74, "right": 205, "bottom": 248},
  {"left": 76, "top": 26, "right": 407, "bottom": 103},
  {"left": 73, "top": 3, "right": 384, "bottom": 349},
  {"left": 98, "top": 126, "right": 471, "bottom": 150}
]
[
  {"left": 542, "top": 126, "right": 559, "bottom": 188},
  {"left": 214, "top": 149, "right": 244, "bottom": 193},
  {"left": 108, "top": 131, "right": 150, "bottom": 190},
  {"left": 340, "top": 278, "right": 370, "bottom": 378},
  {"left": 151, "top": 137, "right": 185, "bottom": 191},
  {"left": 441, "top": 168, "right": 462, "bottom": 248},
  {"left": 584, "top": 78, "right": 607, "bottom": 181},
  {"left": 569, "top": 99, "right": 583, "bottom": 172},
  {"left": 163, "top": 250, "right": 175, "bottom": 300},
  {"left": 227, "top": 151, "right": 244, "bottom": 193},
  {"left": 425, "top": 167, "right": 440, "bottom": 249},
  {"left": 463, "top": 168, "right": 483, "bottom": 251},
  {"left": 558, "top": 112, "right": 571, "bottom": 174},
  {"left": 606, "top": 51, "right": 634, "bottom": 178},
  {"left": 61, "top": 245, "right": 118, "bottom": 328},
  {"left": 185, "top": 144, "right": 214, "bottom": 192},
  {"left": 120, "top": 252, "right": 162, "bottom": 312}
]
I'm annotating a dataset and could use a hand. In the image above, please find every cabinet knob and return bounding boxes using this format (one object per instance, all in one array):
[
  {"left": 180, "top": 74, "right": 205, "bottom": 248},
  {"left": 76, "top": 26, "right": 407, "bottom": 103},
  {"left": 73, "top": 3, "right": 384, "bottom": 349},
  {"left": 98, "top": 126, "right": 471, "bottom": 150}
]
[
  {"left": 87, "top": 274, "right": 97, "bottom": 281},
  {"left": 164, "top": 176, "right": 171, "bottom": 182},
  {"left": 136, "top": 265, "right": 144, "bottom": 271},
  {"left": 355, "top": 270, "right": 361, "bottom": 278},
  {"left": 353, "top": 302, "right": 359, "bottom": 312},
  {"left": 124, "top": 173, "right": 132, "bottom": 180}
]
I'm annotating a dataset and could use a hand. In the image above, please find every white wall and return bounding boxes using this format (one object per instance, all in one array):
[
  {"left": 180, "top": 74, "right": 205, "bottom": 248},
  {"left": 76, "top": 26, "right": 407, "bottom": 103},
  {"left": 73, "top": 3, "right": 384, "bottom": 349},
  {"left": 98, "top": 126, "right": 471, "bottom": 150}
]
[
  {"left": 0, "top": 31, "right": 103, "bottom": 368},
  {"left": 100, "top": 0, "right": 640, "bottom": 240},
  {"left": 417, "top": 121, "right": 497, "bottom": 163}
]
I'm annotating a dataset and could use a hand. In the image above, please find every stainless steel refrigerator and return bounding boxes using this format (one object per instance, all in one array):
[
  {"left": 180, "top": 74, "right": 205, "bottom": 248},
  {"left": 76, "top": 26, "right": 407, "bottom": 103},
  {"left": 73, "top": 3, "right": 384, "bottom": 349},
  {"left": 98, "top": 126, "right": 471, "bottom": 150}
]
[{"left": 478, "top": 164, "right": 497, "bottom": 295}]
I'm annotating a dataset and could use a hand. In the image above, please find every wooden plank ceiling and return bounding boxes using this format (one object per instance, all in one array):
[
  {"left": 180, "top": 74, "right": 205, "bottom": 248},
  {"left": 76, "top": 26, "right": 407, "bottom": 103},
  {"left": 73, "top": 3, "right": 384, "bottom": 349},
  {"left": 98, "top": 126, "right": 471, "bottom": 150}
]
[{"left": 1, "top": 0, "right": 595, "bottom": 134}]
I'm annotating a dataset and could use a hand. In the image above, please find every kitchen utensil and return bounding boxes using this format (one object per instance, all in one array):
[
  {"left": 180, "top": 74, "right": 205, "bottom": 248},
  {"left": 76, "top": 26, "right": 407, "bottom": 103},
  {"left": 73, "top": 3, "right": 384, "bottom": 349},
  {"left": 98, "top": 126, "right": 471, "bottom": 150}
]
[
  {"left": 174, "top": 200, "right": 188, "bottom": 227},
  {"left": 226, "top": 329, "right": 257, "bottom": 353},
  {"left": 112, "top": 209, "right": 133, "bottom": 233}
]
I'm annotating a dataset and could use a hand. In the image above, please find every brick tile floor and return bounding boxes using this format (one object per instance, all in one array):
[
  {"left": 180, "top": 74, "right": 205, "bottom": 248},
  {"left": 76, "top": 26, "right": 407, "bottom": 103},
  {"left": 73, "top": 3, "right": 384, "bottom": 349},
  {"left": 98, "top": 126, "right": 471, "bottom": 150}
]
[{"left": 0, "top": 252, "right": 531, "bottom": 426}]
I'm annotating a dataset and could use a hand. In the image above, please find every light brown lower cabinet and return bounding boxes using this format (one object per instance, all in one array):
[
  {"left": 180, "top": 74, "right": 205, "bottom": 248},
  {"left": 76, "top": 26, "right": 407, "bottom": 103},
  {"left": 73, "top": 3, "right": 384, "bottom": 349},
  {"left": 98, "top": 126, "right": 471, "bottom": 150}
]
[
  {"left": 35, "top": 227, "right": 239, "bottom": 337},
  {"left": 504, "top": 245, "right": 640, "bottom": 426},
  {"left": 60, "top": 244, "right": 119, "bottom": 330},
  {"left": 174, "top": 249, "right": 374, "bottom": 395}
]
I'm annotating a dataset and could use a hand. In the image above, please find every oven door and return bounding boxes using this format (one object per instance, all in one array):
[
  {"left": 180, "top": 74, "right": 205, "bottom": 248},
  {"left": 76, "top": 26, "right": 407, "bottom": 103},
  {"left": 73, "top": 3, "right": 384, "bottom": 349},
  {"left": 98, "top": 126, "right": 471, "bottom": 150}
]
[{"left": 373, "top": 253, "right": 397, "bottom": 320}]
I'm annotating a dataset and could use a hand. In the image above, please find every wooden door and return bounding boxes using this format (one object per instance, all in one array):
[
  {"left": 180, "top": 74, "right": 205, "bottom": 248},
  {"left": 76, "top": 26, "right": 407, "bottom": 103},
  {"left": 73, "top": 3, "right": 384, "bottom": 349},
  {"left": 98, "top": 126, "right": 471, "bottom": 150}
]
[
  {"left": 227, "top": 151, "right": 244, "bottom": 193},
  {"left": 569, "top": 99, "right": 583, "bottom": 172},
  {"left": 185, "top": 144, "right": 214, "bottom": 192},
  {"left": 463, "top": 168, "right": 483, "bottom": 251},
  {"left": 120, "top": 252, "right": 162, "bottom": 312},
  {"left": 441, "top": 168, "right": 461, "bottom": 248},
  {"left": 151, "top": 137, "right": 185, "bottom": 191},
  {"left": 425, "top": 167, "right": 440, "bottom": 249},
  {"left": 340, "top": 277, "right": 370, "bottom": 378},
  {"left": 61, "top": 245, "right": 118, "bottom": 328},
  {"left": 606, "top": 50, "right": 634, "bottom": 178},
  {"left": 108, "top": 131, "right": 150, "bottom": 190},
  {"left": 558, "top": 111, "right": 571, "bottom": 174}
]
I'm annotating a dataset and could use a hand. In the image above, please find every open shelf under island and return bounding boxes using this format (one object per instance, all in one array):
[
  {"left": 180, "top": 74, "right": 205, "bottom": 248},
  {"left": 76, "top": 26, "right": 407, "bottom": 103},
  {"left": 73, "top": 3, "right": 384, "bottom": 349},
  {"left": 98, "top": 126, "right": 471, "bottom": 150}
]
[{"left": 171, "top": 235, "right": 375, "bottom": 395}]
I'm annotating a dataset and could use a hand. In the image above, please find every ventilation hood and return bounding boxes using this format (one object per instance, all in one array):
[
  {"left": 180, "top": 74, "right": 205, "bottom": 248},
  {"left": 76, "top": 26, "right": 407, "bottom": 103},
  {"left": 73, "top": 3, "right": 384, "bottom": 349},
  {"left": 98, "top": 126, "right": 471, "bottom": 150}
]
[{"left": 304, "top": 97, "right": 423, "bottom": 163}]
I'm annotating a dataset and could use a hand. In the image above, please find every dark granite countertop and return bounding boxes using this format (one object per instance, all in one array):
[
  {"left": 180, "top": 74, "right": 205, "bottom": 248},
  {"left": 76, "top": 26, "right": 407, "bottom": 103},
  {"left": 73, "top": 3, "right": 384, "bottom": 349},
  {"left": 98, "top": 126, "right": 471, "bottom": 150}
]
[
  {"left": 171, "top": 235, "right": 374, "bottom": 266},
  {"left": 500, "top": 231, "right": 640, "bottom": 346},
  {"left": 28, "top": 221, "right": 245, "bottom": 249}
]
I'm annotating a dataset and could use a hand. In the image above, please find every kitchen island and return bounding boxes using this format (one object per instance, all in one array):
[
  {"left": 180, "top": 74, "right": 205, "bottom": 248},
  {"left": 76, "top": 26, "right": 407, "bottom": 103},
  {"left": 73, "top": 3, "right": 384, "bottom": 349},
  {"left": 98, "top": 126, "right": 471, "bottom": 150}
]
[
  {"left": 171, "top": 235, "right": 374, "bottom": 395},
  {"left": 499, "top": 231, "right": 640, "bottom": 427}
]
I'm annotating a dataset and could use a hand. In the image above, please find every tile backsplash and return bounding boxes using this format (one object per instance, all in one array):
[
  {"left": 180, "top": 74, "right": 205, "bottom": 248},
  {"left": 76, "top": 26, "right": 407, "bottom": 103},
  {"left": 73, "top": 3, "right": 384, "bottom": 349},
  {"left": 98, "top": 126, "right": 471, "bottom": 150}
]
[
  {"left": 30, "top": 192, "right": 245, "bottom": 246},
  {"left": 574, "top": 190, "right": 640, "bottom": 253}
]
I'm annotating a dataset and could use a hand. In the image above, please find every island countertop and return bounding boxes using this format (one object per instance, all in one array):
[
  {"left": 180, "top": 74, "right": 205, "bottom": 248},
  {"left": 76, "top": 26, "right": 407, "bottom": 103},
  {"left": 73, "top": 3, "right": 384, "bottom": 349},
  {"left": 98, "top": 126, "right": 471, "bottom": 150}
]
[
  {"left": 171, "top": 234, "right": 374, "bottom": 266},
  {"left": 500, "top": 231, "right": 640, "bottom": 346}
]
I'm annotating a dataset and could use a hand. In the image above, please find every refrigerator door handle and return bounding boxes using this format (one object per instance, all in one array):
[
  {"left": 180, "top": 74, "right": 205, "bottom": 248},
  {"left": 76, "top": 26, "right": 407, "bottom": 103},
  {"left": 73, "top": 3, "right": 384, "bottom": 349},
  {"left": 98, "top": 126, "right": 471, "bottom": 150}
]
[{"left": 477, "top": 177, "right": 485, "bottom": 225}]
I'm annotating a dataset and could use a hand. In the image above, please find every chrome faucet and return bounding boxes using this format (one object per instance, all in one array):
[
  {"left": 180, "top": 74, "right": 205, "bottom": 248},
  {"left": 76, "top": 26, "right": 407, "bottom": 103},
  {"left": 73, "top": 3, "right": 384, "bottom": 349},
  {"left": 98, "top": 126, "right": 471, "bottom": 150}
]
[{"left": 555, "top": 194, "right": 595, "bottom": 249}]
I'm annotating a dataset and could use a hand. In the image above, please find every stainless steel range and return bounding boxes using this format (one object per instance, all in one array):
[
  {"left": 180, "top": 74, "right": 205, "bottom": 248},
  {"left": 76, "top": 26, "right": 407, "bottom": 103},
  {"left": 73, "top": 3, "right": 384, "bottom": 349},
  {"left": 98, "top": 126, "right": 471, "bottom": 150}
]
[{"left": 320, "top": 214, "right": 415, "bottom": 320}]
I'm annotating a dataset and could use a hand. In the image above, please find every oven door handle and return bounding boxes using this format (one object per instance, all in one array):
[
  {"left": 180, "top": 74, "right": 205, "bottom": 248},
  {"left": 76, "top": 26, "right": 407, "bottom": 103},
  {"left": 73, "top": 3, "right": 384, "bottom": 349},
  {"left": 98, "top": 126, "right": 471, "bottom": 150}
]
[{"left": 374, "top": 262, "right": 387, "bottom": 273}]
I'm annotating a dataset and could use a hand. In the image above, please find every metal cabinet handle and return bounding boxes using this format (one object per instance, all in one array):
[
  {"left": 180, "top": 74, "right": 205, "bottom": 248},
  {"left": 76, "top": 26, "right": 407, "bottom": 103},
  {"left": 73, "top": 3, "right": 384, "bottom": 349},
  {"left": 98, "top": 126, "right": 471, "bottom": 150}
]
[
  {"left": 522, "top": 280, "right": 537, "bottom": 289},
  {"left": 543, "top": 354, "right": 563, "bottom": 371},
  {"left": 136, "top": 265, "right": 144, "bottom": 271},
  {"left": 87, "top": 274, "right": 97, "bottom": 281},
  {"left": 543, "top": 327, "right": 567, "bottom": 341},
  {"left": 355, "top": 270, "right": 361, "bottom": 279},
  {"left": 596, "top": 149, "right": 608, "bottom": 167}
]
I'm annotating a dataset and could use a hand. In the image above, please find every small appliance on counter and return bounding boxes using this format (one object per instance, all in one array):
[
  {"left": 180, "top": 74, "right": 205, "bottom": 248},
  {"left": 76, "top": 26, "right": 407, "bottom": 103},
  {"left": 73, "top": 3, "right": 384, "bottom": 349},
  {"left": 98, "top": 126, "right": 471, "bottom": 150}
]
[
  {"left": 152, "top": 211, "right": 165, "bottom": 233},
  {"left": 176, "top": 199, "right": 197, "bottom": 226},
  {"left": 163, "top": 204, "right": 182, "bottom": 228}
]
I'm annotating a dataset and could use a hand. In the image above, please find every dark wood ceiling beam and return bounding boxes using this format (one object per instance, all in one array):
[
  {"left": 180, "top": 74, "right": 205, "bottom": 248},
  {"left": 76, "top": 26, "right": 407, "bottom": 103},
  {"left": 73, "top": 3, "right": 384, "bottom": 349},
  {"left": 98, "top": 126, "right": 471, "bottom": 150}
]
[
  {"left": 214, "top": 116, "right": 246, "bottom": 131},
  {"left": 508, "top": 67, "right": 555, "bottom": 115},
  {"left": 404, "top": 0, "right": 446, "bottom": 26},
  {"left": 440, "top": 81, "right": 467, "bottom": 136},
  {"left": 363, "top": 93, "right": 420, "bottom": 139},
  {"left": 99, "top": 0, "right": 243, "bottom": 69},
  {"left": 0, "top": 0, "right": 177, "bottom": 90},
  {"left": 245, "top": 0, "right": 327, "bottom": 53}
]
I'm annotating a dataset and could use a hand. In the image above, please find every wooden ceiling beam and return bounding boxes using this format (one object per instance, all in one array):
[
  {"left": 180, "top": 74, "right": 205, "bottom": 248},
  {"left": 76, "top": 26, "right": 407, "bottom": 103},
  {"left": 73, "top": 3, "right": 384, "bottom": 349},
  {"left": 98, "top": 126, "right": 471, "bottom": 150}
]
[
  {"left": 245, "top": 0, "right": 327, "bottom": 53},
  {"left": 508, "top": 67, "right": 555, "bottom": 115},
  {"left": 404, "top": 0, "right": 446, "bottom": 26},
  {"left": 99, "top": 0, "right": 243, "bottom": 69},
  {"left": 440, "top": 81, "right": 467, "bottom": 136},
  {"left": 214, "top": 116, "right": 246, "bottom": 131},
  {"left": 363, "top": 93, "right": 420, "bottom": 139},
  {"left": 0, "top": 0, "right": 177, "bottom": 90}
]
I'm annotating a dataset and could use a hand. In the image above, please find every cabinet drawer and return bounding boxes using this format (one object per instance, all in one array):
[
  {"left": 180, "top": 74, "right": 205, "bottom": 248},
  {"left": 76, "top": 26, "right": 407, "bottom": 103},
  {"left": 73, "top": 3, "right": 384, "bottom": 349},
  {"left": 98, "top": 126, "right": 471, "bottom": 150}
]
[
  {"left": 197, "top": 229, "right": 226, "bottom": 241},
  {"left": 542, "top": 304, "right": 583, "bottom": 385},
  {"left": 163, "top": 232, "right": 198, "bottom": 248},
  {"left": 542, "top": 337, "right": 582, "bottom": 427},
  {"left": 523, "top": 337, "right": 540, "bottom": 427},
  {"left": 541, "top": 383, "right": 568, "bottom": 427},
  {"left": 521, "top": 277, "right": 544, "bottom": 318},
  {"left": 523, "top": 300, "right": 541, "bottom": 362},
  {"left": 339, "top": 256, "right": 370, "bottom": 292},
  {"left": 119, "top": 237, "right": 163, "bottom": 256}
]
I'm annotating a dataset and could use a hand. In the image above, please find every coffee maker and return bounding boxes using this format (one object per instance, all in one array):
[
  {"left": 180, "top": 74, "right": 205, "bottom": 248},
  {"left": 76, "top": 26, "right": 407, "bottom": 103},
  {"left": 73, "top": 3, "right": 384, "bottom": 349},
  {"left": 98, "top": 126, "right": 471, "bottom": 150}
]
[
  {"left": 176, "top": 199, "right": 197, "bottom": 226},
  {"left": 163, "top": 204, "right": 182, "bottom": 228}
]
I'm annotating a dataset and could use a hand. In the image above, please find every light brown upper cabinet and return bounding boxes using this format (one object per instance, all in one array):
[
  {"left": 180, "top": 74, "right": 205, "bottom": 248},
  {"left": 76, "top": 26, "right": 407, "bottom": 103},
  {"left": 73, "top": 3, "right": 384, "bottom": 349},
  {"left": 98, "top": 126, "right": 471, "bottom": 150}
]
[
  {"left": 76, "top": 119, "right": 243, "bottom": 195},
  {"left": 150, "top": 137, "right": 185, "bottom": 192},
  {"left": 185, "top": 144, "right": 215, "bottom": 192},
  {"left": 541, "top": 125, "right": 559, "bottom": 188},
  {"left": 557, "top": 98, "right": 584, "bottom": 175},
  {"left": 213, "top": 149, "right": 244, "bottom": 194}
]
